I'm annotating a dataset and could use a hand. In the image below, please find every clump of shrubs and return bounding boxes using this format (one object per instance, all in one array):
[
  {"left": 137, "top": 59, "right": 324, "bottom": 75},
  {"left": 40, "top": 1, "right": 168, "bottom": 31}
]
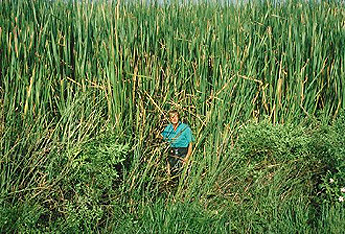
[
  {"left": 44, "top": 132, "right": 129, "bottom": 232},
  {"left": 219, "top": 113, "right": 345, "bottom": 207},
  {"left": 314, "top": 113, "right": 345, "bottom": 205}
]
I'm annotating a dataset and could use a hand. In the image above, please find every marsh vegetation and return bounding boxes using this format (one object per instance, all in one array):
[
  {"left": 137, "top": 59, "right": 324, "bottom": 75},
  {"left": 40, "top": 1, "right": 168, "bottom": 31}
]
[{"left": 1, "top": 0, "right": 345, "bottom": 232}]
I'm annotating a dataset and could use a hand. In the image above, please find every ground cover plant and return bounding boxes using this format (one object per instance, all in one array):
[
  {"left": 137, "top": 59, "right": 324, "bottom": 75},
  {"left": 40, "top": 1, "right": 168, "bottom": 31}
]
[{"left": 1, "top": 0, "right": 345, "bottom": 232}]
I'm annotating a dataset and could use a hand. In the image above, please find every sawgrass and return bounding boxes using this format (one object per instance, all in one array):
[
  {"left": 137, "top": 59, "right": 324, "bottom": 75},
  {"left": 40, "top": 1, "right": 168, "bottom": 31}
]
[{"left": 1, "top": 0, "right": 345, "bottom": 232}]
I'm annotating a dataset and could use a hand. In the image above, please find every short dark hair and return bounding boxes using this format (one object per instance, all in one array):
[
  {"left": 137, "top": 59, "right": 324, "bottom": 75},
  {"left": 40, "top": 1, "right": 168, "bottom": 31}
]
[{"left": 168, "top": 109, "right": 179, "bottom": 118}]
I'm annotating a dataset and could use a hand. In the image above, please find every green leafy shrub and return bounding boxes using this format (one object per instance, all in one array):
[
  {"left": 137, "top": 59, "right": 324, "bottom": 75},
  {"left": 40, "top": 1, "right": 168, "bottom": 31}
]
[
  {"left": 316, "top": 113, "right": 345, "bottom": 205},
  {"left": 41, "top": 132, "right": 129, "bottom": 231},
  {"left": 217, "top": 121, "right": 319, "bottom": 208},
  {"left": 214, "top": 114, "right": 345, "bottom": 232},
  {"left": 319, "top": 174, "right": 345, "bottom": 205},
  {"left": 71, "top": 133, "right": 129, "bottom": 194},
  {"left": 234, "top": 120, "right": 312, "bottom": 165}
]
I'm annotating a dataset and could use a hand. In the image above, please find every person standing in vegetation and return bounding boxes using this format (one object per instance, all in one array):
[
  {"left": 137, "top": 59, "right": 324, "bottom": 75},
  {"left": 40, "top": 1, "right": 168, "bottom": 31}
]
[{"left": 161, "top": 110, "right": 194, "bottom": 178}]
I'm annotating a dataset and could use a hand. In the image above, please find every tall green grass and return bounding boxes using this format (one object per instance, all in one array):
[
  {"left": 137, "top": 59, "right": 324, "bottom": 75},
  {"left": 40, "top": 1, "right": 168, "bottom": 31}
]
[{"left": 1, "top": 0, "right": 345, "bottom": 232}]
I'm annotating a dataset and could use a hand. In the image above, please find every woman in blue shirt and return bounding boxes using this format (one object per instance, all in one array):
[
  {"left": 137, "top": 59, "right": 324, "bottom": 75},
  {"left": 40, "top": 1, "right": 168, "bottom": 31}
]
[{"left": 161, "top": 110, "right": 194, "bottom": 177}]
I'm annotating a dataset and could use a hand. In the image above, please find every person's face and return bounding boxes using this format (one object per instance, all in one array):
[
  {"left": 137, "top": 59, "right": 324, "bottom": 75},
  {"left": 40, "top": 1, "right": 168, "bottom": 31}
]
[{"left": 169, "top": 113, "right": 179, "bottom": 125}]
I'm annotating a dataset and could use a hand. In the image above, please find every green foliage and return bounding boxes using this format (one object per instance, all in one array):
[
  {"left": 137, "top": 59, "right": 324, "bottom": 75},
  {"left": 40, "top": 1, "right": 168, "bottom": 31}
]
[
  {"left": 221, "top": 120, "right": 319, "bottom": 200},
  {"left": 212, "top": 113, "right": 345, "bottom": 233},
  {"left": 235, "top": 120, "right": 311, "bottom": 164},
  {"left": 316, "top": 113, "right": 345, "bottom": 206},
  {"left": 319, "top": 174, "right": 345, "bottom": 205},
  {"left": 48, "top": 200, "right": 105, "bottom": 233},
  {"left": 1, "top": 0, "right": 345, "bottom": 232},
  {"left": 111, "top": 199, "right": 232, "bottom": 234},
  {"left": 45, "top": 133, "right": 129, "bottom": 231},
  {"left": 317, "top": 204, "right": 345, "bottom": 234},
  {"left": 0, "top": 202, "right": 45, "bottom": 233},
  {"left": 72, "top": 133, "right": 129, "bottom": 192},
  {"left": 0, "top": 129, "right": 128, "bottom": 232}
]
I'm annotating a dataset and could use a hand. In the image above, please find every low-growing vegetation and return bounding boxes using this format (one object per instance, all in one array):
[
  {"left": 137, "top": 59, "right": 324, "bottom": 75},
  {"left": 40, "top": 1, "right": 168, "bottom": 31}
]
[{"left": 1, "top": 0, "right": 345, "bottom": 232}]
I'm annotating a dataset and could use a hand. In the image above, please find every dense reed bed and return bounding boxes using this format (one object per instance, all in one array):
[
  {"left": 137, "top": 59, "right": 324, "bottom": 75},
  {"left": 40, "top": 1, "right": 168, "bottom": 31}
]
[{"left": 1, "top": 0, "right": 345, "bottom": 232}]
